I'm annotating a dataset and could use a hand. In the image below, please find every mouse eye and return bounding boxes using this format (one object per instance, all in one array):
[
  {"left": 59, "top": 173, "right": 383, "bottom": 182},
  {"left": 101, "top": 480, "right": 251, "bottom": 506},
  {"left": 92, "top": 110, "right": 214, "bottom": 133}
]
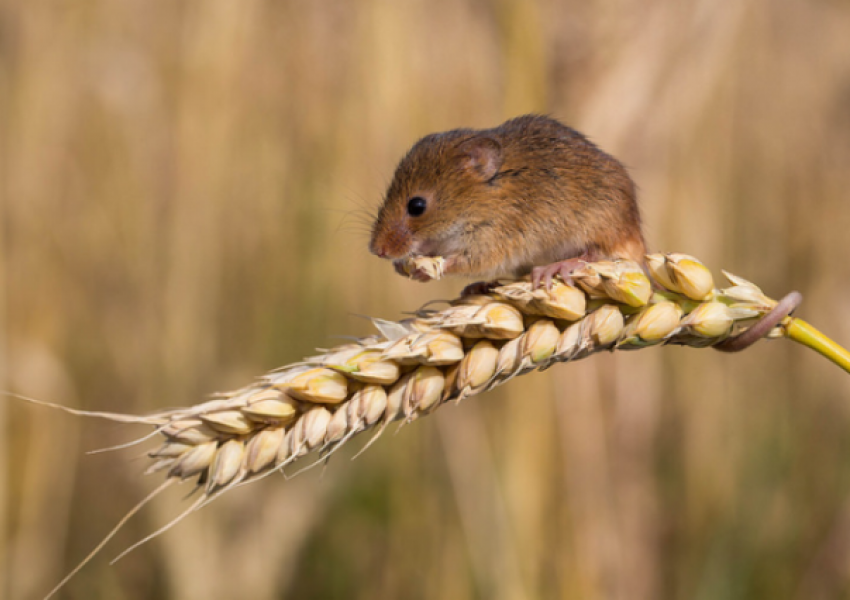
[{"left": 407, "top": 196, "right": 427, "bottom": 217}]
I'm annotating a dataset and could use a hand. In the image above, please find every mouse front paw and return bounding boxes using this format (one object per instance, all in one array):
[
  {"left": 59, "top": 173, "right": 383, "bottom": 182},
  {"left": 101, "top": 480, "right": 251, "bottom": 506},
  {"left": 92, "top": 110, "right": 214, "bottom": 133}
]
[{"left": 394, "top": 256, "right": 446, "bottom": 282}]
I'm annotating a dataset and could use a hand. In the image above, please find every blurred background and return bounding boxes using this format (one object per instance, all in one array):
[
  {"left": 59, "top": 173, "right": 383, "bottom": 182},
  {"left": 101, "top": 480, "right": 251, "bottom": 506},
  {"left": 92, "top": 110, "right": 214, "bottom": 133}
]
[{"left": 2, "top": 0, "right": 850, "bottom": 598}]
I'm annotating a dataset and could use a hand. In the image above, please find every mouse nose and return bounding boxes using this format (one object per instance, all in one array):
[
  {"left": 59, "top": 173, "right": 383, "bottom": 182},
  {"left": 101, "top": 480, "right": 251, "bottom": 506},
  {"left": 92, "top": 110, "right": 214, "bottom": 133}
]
[{"left": 370, "top": 232, "right": 408, "bottom": 259}]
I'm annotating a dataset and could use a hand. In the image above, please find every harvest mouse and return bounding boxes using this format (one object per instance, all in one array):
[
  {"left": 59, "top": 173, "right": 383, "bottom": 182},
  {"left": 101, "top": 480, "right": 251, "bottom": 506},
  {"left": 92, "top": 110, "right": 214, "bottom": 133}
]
[{"left": 369, "top": 114, "right": 647, "bottom": 290}]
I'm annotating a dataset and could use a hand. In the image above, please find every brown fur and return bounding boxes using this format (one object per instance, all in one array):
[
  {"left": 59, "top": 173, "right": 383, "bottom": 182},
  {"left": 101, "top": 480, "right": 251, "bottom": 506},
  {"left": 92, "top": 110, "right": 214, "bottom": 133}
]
[{"left": 370, "top": 115, "right": 647, "bottom": 279}]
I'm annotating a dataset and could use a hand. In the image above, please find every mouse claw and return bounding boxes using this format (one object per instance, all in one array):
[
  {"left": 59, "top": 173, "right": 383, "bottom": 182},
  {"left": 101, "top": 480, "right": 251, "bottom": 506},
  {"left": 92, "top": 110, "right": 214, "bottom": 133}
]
[
  {"left": 393, "top": 259, "right": 432, "bottom": 282},
  {"left": 393, "top": 260, "right": 408, "bottom": 277},
  {"left": 532, "top": 259, "right": 583, "bottom": 290}
]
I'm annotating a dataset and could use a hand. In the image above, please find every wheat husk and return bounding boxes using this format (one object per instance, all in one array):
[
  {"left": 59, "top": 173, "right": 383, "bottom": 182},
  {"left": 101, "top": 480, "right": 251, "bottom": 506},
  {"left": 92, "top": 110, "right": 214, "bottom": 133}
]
[
  {"left": 93, "top": 257, "right": 799, "bottom": 511},
  {"left": 25, "top": 253, "right": 850, "bottom": 599}
]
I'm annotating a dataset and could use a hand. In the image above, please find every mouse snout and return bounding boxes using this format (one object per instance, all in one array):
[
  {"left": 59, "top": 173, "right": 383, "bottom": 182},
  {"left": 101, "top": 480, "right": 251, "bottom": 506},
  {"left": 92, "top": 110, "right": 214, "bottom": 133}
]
[
  {"left": 370, "top": 225, "right": 412, "bottom": 259},
  {"left": 370, "top": 238, "right": 407, "bottom": 259}
]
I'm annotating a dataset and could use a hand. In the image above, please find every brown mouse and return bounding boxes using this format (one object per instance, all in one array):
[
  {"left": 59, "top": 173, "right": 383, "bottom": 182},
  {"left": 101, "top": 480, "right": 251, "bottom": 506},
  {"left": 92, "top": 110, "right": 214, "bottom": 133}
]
[{"left": 369, "top": 114, "right": 647, "bottom": 290}]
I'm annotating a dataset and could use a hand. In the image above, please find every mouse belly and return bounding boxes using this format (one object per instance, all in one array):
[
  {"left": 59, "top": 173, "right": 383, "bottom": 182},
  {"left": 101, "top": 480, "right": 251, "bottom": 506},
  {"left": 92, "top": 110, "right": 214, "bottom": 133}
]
[{"left": 496, "top": 241, "right": 589, "bottom": 279}]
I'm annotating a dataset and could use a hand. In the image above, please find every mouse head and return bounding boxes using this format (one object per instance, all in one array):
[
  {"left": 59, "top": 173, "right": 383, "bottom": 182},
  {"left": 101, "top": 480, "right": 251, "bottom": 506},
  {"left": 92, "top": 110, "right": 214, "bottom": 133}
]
[{"left": 370, "top": 131, "right": 503, "bottom": 261}]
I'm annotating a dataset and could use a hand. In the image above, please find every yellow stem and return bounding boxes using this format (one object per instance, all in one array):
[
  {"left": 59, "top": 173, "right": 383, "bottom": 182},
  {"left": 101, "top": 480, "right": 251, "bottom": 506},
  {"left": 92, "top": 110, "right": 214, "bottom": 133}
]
[{"left": 782, "top": 317, "right": 850, "bottom": 374}]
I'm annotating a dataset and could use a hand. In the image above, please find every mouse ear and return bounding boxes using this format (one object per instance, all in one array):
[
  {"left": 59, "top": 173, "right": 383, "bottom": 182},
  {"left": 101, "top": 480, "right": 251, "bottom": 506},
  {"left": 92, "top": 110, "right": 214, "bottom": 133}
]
[{"left": 457, "top": 136, "right": 502, "bottom": 181}]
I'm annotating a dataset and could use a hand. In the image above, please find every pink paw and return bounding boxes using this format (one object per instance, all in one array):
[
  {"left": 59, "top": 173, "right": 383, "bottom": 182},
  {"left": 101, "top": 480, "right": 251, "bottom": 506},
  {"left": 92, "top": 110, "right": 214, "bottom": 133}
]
[
  {"left": 393, "top": 259, "right": 431, "bottom": 282},
  {"left": 531, "top": 258, "right": 583, "bottom": 290}
]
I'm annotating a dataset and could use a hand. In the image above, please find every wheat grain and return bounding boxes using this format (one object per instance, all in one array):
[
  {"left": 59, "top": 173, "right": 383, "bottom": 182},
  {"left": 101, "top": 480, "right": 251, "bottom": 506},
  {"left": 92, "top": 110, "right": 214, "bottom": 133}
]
[
  {"left": 114, "top": 255, "right": 791, "bottom": 510},
  {"left": 26, "top": 253, "right": 850, "bottom": 599}
]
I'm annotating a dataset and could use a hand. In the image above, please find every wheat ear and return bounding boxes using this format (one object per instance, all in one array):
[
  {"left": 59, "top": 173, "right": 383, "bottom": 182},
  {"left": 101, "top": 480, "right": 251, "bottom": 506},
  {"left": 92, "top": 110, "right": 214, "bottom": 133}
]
[{"left": 22, "top": 253, "right": 850, "bottom": 599}]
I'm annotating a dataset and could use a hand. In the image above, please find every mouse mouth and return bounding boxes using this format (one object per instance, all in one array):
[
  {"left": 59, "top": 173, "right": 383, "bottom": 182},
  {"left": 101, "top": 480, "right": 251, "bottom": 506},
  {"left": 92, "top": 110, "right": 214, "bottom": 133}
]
[
  {"left": 407, "top": 238, "right": 444, "bottom": 259},
  {"left": 370, "top": 230, "right": 448, "bottom": 261}
]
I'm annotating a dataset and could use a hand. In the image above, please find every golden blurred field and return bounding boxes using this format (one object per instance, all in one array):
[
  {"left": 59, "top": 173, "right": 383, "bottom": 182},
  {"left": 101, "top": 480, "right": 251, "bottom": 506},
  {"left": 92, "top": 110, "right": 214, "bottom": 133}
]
[{"left": 2, "top": 1, "right": 850, "bottom": 598}]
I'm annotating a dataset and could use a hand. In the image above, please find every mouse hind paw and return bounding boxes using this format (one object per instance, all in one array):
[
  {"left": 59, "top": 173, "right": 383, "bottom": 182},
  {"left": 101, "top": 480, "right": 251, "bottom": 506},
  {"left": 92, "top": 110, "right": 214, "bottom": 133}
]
[{"left": 531, "top": 258, "right": 584, "bottom": 290}]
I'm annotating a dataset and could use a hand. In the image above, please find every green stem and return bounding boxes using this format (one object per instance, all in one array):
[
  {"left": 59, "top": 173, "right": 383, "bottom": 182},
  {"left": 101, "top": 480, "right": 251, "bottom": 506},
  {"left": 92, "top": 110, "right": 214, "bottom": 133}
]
[{"left": 783, "top": 317, "right": 850, "bottom": 374}]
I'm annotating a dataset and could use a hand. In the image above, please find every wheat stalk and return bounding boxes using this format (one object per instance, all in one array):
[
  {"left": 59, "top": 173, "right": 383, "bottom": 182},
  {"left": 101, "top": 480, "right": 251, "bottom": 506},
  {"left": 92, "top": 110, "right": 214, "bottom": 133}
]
[{"left": 19, "top": 253, "right": 850, "bottom": 599}]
